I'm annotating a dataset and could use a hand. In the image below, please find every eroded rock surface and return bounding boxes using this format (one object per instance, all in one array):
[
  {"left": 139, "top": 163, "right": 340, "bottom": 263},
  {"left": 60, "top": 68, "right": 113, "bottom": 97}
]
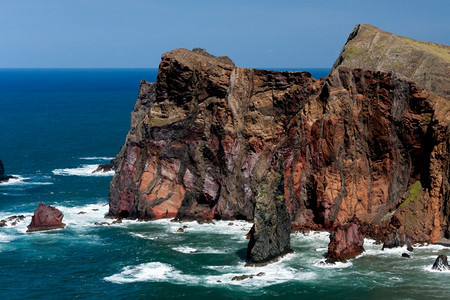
[
  {"left": 109, "top": 45, "right": 449, "bottom": 244},
  {"left": 27, "top": 203, "right": 66, "bottom": 232},
  {"left": 326, "top": 216, "right": 364, "bottom": 262}
]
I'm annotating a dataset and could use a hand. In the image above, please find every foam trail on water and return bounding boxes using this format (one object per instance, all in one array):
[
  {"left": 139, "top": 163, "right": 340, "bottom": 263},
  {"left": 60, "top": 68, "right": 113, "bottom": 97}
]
[
  {"left": 172, "top": 246, "right": 198, "bottom": 254},
  {"left": 79, "top": 156, "right": 114, "bottom": 161},
  {"left": 52, "top": 165, "right": 114, "bottom": 176},
  {"left": 0, "top": 175, "right": 53, "bottom": 186}
]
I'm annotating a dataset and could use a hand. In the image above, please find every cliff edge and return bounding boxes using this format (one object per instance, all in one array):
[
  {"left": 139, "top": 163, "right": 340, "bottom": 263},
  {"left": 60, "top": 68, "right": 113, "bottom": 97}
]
[{"left": 109, "top": 29, "right": 449, "bottom": 246}]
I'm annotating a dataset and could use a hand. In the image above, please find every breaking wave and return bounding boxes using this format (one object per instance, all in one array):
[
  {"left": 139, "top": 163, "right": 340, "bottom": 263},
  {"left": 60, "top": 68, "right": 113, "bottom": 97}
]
[{"left": 52, "top": 165, "right": 114, "bottom": 176}]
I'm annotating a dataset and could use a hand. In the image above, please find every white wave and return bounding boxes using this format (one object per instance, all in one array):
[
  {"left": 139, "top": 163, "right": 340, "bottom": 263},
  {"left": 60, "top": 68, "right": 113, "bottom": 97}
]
[
  {"left": 129, "top": 232, "right": 158, "bottom": 240},
  {"left": 105, "top": 259, "right": 316, "bottom": 288},
  {"left": 0, "top": 175, "right": 53, "bottom": 186},
  {"left": 313, "top": 260, "right": 353, "bottom": 269},
  {"left": 173, "top": 246, "right": 198, "bottom": 253},
  {"left": 79, "top": 156, "right": 114, "bottom": 161},
  {"left": 160, "top": 219, "right": 252, "bottom": 236},
  {"left": 422, "top": 265, "right": 450, "bottom": 274},
  {"left": 56, "top": 202, "right": 109, "bottom": 228},
  {"left": 52, "top": 164, "right": 114, "bottom": 176},
  {"left": 104, "top": 262, "right": 195, "bottom": 284},
  {"left": 0, "top": 233, "right": 15, "bottom": 243}
]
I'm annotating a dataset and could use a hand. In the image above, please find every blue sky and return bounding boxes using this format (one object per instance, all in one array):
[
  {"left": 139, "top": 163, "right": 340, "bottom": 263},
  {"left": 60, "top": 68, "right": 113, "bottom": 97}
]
[{"left": 1, "top": 0, "right": 448, "bottom": 68}]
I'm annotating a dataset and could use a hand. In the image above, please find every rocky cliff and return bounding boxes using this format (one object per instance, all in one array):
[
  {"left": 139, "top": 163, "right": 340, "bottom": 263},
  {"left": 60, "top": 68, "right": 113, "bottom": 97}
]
[
  {"left": 331, "top": 24, "right": 450, "bottom": 100},
  {"left": 109, "top": 42, "right": 449, "bottom": 244}
]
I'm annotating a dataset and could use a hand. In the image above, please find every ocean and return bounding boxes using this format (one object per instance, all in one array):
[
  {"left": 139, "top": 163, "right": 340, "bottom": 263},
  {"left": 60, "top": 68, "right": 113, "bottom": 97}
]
[{"left": 1, "top": 68, "right": 449, "bottom": 299}]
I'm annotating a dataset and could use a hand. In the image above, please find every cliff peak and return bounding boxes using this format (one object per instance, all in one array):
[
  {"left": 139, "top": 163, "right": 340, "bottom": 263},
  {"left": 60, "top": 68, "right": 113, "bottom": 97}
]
[
  {"left": 332, "top": 24, "right": 450, "bottom": 99},
  {"left": 162, "top": 48, "right": 235, "bottom": 68}
]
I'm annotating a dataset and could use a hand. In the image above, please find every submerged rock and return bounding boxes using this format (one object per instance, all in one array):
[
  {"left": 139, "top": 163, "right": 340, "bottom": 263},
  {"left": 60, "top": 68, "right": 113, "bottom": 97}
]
[
  {"left": 27, "top": 203, "right": 66, "bottom": 232},
  {"left": 382, "top": 232, "right": 414, "bottom": 252},
  {"left": 231, "top": 272, "right": 265, "bottom": 281},
  {"left": 326, "top": 216, "right": 364, "bottom": 262},
  {"left": 432, "top": 255, "right": 449, "bottom": 271},
  {"left": 0, "top": 215, "right": 26, "bottom": 227},
  {"left": 402, "top": 253, "right": 411, "bottom": 258}
]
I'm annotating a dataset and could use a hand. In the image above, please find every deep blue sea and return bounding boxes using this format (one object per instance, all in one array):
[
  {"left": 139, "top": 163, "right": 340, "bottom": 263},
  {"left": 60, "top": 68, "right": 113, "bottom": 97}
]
[{"left": 1, "top": 68, "right": 449, "bottom": 299}]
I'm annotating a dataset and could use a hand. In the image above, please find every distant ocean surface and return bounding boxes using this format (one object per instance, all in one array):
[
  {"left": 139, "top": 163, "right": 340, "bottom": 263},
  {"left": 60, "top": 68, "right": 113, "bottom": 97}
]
[{"left": 1, "top": 68, "right": 449, "bottom": 299}]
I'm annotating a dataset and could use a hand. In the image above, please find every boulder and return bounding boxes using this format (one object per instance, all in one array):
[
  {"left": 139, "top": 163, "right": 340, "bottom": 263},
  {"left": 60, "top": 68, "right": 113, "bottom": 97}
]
[
  {"left": 402, "top": 253, "right": 411, "bottom": 258},
  {"left": 432, "top": 255, "right": 450, "bottom": 271},
  {"left": 382, "top": 232, "right": 414, "bottom": 251},
  {"left": 27, "top": 203, "right": 66, "bottom": 232},
  {"left": 326, "top": 216, "right": 364, "bottom": 262}
]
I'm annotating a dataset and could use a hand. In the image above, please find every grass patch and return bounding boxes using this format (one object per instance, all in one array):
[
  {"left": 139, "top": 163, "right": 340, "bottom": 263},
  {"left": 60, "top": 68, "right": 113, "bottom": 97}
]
[{"left": 400, "top": 181, "right": 422, "bottom": 208}]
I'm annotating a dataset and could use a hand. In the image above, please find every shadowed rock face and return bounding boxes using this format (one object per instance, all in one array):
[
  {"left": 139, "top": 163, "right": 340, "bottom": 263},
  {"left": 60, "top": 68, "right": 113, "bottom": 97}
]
[
  {"left": 331, "top": 24, "right": 450, "bottom": 100},
  {"left": 0, "top": 160, "right": 16, "bottom": 183},
  {"left": 109, "top": 47, "right": 449, "bottom": 244},
  {"left": 246, "top": 157, "right": 292, "bottom": 264},
  {"left": 327, "top": 216, "right": 364, "bottom": 262},
  {"left": 27, "top": 203, "right": 66, "bottom": 232}
]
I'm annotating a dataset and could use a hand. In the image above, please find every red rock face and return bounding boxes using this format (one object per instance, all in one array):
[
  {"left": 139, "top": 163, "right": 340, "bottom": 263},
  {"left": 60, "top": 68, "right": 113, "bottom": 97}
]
[
  {"left": 108, "top": 48, "right": 449, "bottom": 243},
  {"left": 27, "top": 203, "right": 66, "bottom": 232},
  {"left": 327, "top": 216, "right": 364, "bottom": 262}
]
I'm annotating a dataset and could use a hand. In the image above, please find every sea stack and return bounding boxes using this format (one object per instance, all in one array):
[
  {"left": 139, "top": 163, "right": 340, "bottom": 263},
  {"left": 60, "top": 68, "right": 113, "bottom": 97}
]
[
  {"left": 0, "top": 160, "right": 16, "bottom": 183},
  {"left": 246, "top": 157, "right": 292, "bottom": 265},
  {"left": 326, "top": 216, "right": 364, "bottom": 263},
  {"left": 27, "top": 203, "right": 66, "bottom": 232}
]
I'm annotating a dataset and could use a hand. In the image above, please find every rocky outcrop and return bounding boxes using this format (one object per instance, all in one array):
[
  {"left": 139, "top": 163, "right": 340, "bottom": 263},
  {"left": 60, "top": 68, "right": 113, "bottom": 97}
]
[
  {"left": 382, "top": 232, "right": 413, "bottom": 251},
  {"left": 331, "top": 24, "right": 450, "bottom": 100},
  {"left": 93, "top": 159, "right": 117, "bottom": 173},
  {"left": 246, "top": 157, "right": 292, "bottom": 265},
  {"left": 432, "top": 255, "right": 449, "bottom": 271},
  {"left": 0, "top": 160, "right": 16, "bottom": 183},
  {"left": 326, "top": 216, "right": 364, "bottom": 262},
  {"left": 109, "top": 34, "right": 449, "bottom": 245},
  {"left": 27, "top": 203, "right": 66, "bottom": 232}
]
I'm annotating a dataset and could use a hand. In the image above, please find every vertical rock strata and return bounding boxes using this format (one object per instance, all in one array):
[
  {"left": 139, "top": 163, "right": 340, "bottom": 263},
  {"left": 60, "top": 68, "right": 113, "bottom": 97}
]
[{"left": 109, "top": 47, "right": 449, "bottom": 245}]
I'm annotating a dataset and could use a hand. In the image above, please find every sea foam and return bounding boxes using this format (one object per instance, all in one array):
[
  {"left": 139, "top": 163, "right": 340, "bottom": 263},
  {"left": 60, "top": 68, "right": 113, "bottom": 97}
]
[
  {"left": 52, "top": 164, "right": 114, "bottom": 176},
  {"left": 0, "top": 175, "right": 53, "bottom": 186}
]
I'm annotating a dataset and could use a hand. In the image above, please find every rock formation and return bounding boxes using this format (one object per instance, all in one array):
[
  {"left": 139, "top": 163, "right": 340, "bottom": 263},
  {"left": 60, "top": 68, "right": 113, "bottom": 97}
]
[
  {"left": 246, "top": 157, "right": 292, "bottom": 264},
  {"left": 432, "top": 255, "right": 449, "bottom": 271},
  {"left": 93, "top": 159, "right": 117, "bottom": 173},
  {"left": 0, "top": 160, "right": 16, "bottom": 183},
  {"left": 326, "top": 216, "right": 364, "bottom": 262},
  {"left": 331, "top": 24, "right": 450, "bottom": 99},
  {"left": 382, "top": 232, "right": 413, "bottom": 251},
  {"left": 109, "top": 25, "right": 449, "bottom": 250},
  {"left": 27, "top": 203, "right": 66, "bottom": 232}
]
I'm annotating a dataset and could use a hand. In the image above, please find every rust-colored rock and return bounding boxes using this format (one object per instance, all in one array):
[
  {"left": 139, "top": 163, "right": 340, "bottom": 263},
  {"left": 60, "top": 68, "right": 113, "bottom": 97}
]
[
  {"left": 108, "top": 45, "right": 449, "bottom": 244},
  {"left": 326, "top": 216, "right": 364, "bottom": 262},
  {"left": 27, "top": 203, "right": 66, "bottom": 232}
]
